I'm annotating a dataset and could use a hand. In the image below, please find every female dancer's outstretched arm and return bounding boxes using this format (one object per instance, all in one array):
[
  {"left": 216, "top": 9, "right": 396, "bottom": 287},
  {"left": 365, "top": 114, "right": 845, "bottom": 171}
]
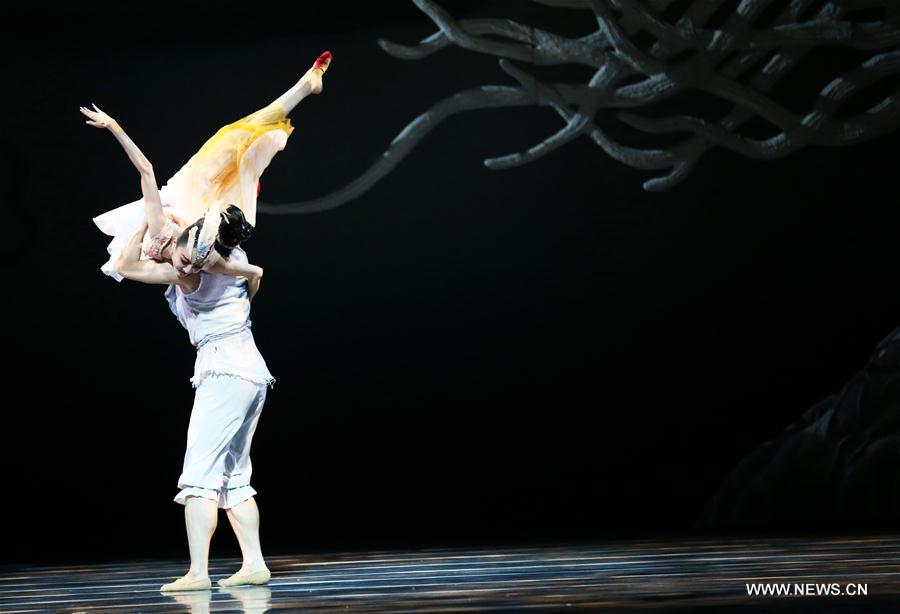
[{"left": 81, "top": 104, "right": 167, "bottom": 239}]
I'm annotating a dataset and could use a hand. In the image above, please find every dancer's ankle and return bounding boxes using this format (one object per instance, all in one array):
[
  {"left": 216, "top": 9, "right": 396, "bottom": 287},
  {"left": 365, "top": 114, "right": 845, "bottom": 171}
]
[{"left": 302, "top": 72, "right": 324, "bottom": 96}]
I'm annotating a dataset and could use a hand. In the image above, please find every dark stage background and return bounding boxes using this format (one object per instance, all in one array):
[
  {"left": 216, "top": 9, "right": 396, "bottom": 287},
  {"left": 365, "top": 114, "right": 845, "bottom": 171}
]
[{"left": 3, "top": 1, "right": 899, "bottom": 565}]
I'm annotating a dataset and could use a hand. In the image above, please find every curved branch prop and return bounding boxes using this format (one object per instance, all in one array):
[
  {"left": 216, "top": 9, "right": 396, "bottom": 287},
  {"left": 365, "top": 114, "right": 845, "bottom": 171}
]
[
  {"left": 261, "top": 0, "right": 900, "bottom": 213},
  {"left": 259, "top": 87, "right": 535, "bottom": 215}
]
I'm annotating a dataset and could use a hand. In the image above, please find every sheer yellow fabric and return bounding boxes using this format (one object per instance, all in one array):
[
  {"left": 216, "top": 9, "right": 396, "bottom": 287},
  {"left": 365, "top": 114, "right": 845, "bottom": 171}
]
[
  {"left": 93, "top": 103, "right": 293, "bottom": 279},
  {"left": 170, "top": 102, "right": 294, "bottom": 226}
]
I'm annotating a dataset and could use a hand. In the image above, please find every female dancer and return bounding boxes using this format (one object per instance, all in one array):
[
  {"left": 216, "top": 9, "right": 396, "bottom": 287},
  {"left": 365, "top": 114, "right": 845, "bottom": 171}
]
[{"left": 86, "top": 50, "right": 332, "bottom": 279}]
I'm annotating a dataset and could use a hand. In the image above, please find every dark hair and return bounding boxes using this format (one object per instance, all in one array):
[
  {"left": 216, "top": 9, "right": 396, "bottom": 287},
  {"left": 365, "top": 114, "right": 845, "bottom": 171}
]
[{"left": 214, "top": 204, "right": 253, "bottom": 258}]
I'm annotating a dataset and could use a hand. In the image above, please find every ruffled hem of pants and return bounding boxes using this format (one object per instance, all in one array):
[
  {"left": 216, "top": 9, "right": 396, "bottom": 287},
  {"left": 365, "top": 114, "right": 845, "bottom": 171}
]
[
  {"left": 174, "top": 483, "right": 258, "bottom": 509},
  {"left": 190, "top": 370, "right": 276, "bottom": 390}
]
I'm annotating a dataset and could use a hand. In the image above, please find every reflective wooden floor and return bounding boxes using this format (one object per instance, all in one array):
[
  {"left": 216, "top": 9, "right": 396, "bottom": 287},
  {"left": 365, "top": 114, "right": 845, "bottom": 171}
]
[{"left": 3, "top": 536, "right": 900, "bottom": 612}]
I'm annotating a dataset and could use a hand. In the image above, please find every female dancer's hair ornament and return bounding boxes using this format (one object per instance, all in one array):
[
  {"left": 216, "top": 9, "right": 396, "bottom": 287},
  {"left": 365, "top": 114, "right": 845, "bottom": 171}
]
[{"left": 192, "top": 205, "right": 222, "bottom": 267}]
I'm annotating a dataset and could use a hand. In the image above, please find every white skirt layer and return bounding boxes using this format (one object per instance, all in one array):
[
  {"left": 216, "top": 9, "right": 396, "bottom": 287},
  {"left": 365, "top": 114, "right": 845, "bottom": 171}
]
[
  {"left": 191, "top": 328, "right": 275, "bottom": 389},
  {"left": 174, "top": 484, "right": 258, "bottom": 509},
  {"left": 92, "top": 186, "right": 182, "bottom": 282}
]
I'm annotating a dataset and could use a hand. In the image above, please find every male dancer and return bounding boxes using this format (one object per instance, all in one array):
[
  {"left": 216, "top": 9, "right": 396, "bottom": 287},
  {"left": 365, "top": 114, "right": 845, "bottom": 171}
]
[{"left": 116, "top": 223, "right": 273, "bottom": 591}]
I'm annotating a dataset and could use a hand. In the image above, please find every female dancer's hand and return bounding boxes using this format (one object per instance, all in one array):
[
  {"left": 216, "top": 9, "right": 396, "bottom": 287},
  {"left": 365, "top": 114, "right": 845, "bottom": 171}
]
[{"left": 80, "top": 103, "right": 118, "bottom": 129}]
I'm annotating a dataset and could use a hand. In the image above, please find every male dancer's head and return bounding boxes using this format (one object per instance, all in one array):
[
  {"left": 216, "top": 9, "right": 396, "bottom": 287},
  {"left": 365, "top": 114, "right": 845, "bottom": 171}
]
[{"left": 172, "top": 205, "right": 254, "bottom": 276}]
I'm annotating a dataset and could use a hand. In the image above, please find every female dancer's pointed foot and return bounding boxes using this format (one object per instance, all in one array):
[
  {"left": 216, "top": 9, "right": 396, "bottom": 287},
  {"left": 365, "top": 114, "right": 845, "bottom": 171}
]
[
  {"left": 303, "top": 51, "right": 332, "bottom": 95},
  {"left": 160, "top": 574, "right": 212, "bottom": 592},
  {"left": 218, "top": 567, "right": 271, "bottom": 587},
  {"left": 314, "top": 50, "right": 332, "bottom": 74}
]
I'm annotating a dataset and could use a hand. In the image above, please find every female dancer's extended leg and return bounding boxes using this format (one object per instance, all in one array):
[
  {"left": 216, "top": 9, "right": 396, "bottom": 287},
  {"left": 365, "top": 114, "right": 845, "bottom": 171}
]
[
  {"left": 248, "top": 51, "right": 332, "bottom": 125},
  {"left": 234, "top": 51, "right": 332, "bottom": 226}
]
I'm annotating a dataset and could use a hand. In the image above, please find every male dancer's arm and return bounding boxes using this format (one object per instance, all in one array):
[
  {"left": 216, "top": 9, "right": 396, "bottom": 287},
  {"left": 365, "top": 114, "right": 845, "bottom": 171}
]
[
  {"left": 116, "top": 224, "right": 197, "bottom": 287},
  {"left": 202, "top": 257, "right": 264, "bottom": 302}
]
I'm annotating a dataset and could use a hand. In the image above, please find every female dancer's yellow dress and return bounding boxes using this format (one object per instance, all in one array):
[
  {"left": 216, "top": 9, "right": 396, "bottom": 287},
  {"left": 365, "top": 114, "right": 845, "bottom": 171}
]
[{"left": 93, "top": 102, "right": 294, "bottom": 280}]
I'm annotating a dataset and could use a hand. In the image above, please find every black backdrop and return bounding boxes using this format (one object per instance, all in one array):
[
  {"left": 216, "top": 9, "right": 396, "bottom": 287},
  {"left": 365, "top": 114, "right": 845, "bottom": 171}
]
[{"left": 3, "top": 1, "right": 899, "bottom": 565}]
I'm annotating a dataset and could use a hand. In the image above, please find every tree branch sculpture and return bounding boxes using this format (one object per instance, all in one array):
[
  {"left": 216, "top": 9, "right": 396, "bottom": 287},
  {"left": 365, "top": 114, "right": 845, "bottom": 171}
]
[{"left": 260, "top": 0, "right": 900, "bottom": 214}]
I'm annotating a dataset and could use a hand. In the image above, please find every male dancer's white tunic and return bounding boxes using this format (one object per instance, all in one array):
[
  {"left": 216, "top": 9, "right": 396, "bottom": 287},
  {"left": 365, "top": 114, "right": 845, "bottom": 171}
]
[{"left": 165, "top": 246, "right": 274, "bottom": 509}]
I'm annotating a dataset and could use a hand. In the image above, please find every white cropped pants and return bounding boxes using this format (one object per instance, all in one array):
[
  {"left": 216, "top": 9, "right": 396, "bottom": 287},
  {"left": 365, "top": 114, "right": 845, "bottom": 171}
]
[{"left": 174, "top": 375, "right": 267, "bottom": 509}]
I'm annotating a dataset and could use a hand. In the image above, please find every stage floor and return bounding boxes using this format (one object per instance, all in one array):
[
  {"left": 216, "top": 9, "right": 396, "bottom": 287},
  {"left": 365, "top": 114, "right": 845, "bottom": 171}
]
[{"left": 2, "top": 536, "right": 899, "bottom": 612}]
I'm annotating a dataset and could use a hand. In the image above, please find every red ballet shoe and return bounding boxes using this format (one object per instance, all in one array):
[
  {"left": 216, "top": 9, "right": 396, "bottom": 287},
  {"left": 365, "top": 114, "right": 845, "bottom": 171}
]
[{"left": 314, "top": 51, "right": 332, "bottom": 74}]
